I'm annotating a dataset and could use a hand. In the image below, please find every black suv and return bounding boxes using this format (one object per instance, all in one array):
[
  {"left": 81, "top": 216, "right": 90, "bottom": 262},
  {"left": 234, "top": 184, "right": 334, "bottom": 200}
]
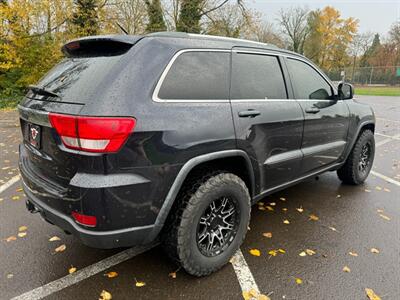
[{"left": 18, "top": 32, "right": 375, "bottom": 276}]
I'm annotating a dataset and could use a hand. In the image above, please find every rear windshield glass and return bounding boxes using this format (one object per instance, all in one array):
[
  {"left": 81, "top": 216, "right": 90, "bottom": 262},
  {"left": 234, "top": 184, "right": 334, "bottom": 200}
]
[{"left": 32, "top": 56, "right": 122, "bottom": 104}]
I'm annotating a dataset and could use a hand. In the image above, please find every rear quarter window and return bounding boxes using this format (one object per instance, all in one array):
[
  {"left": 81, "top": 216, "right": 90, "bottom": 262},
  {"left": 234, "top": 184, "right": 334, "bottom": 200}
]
[{"left": 157, "top": 51, "right": 230, "bottom": 100}]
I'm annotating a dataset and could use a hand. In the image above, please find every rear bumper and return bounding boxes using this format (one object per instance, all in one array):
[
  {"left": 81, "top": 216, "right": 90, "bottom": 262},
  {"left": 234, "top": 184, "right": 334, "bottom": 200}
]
[{"left": 22, "top": 179, "right": 155, "bottom": 249}]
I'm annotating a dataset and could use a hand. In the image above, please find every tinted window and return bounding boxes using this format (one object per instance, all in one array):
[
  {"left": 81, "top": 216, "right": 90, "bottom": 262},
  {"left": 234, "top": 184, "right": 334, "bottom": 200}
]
[
  {"left": 231, "top": 53, "right": 287, "bottom": 100},
  {"left": 287, "top": 58, "right": 333, "bottom": 100},
  {"left": 158, "top": 51, "right": 230, "bottom": 100}
]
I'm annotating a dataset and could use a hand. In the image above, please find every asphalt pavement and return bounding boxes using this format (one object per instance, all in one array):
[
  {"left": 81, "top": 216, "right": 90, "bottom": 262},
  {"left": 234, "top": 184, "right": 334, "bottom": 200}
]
[{"left": 0, "top": 95, "right": 399, "bottom": 300}]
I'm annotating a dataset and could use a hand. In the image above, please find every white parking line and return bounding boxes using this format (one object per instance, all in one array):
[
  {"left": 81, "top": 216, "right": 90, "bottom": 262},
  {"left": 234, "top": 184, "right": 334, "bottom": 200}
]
[
  {"left": 0, "top": 174, "right": 20, "bottom": 194},
  {"left": 371, "top": 171, "right": 400, "bottom": 187},
  {"left": 375, "top": 134, "right": 400, "bottom": 147},
  {"left": 11, "top": 244, "right": 155, "bottom": 300},
  {"left": 231, "top": 249, "right": 260, "bottom": 295}
]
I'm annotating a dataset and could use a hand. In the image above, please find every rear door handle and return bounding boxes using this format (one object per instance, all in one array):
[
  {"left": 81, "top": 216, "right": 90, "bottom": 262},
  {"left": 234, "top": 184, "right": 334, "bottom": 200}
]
[
  {"left": 305, "top": 107, "right": 320, "bottom": 114},
  {"left": 238, "top": 110, "right": 261, "bottom": 118}
]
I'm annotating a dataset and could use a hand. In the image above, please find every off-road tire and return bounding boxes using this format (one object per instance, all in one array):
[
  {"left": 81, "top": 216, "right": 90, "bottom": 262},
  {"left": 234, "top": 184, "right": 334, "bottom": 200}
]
[
  {"left": 337, "top": 129, "right": 375, "bottom": 185},
  {"left": 162, "top": 171, "right": 251, "bottom": 277}
]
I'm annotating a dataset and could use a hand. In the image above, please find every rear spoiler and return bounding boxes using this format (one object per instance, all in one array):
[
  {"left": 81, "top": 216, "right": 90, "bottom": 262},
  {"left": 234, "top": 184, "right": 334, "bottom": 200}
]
[{"left": 62, "top": 35, "right": 143, "bottom": 57}]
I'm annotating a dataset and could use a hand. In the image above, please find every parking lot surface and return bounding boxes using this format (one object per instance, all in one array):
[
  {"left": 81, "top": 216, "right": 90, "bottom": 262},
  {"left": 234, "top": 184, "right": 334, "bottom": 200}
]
[{"left": 1, "top": 95, "right": 399, "bottom": 300}]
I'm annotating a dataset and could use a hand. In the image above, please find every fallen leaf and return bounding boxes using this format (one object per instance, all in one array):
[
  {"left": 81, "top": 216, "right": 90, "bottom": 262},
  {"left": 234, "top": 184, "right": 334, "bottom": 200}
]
[
  {"left": 99, "top": 290, "right": 112, "bottom": 300},
  {"left": 11, "top": 196, "right": 20, "bottom": 201},
  {"left": 383, "top": 188, "right": 390, "bottom": 192},
  {"left": 55, "top": 244, "right": 66, "bottom": 253},
  {"left": 364, "top": 189, "right": 371, "bottom": 193},
  {"left": 258, "top": 294, "right": 271, "bottom": 300},
  {"left": 342, "top": 266, "right": 351, "bottom": 273},
  {"left": 6, "top": 273, "right": 13, "bottom": 279},
  {"left": 268, "top": 250, "right": 278, "bottom": 257},
  {"left": 349, "top": 251, "right": 358, "bottom": 257},
  {"left": 69, "top": 267, "right": 77, "bottom": 274},
  {"left": 283, "top": 219, "right": 290, "bottom": 224},
  {"left": 18, "top": 226, "right": 27, "bottom": 232},
  {"left": 296, "top": 207, "right": 304, "bottom": 213},
  {"left": 336, "top": 194, "right": 341, "bottom": 198},
  {"left": 249, "top": 249, "right": 261, "bottom": 256},
  {"left": 309, "top": 214, "right": 319, "bottom": 221},
  {"left": 242, "top": 289, "right": 258, "bottom": 300},
  {"left": 258, "top": 206, "right": 266, "bottom": 211},
  {"left": 16, "top": 188, "right": 23, "bottom": 192},
  {"left": 295, "top": 277, "right": 303, "bottom": 284},
  {"left": 278, "top": 249, "right": 286, "bottom": 254},
  {"left": 168, "top": 272, "right": 177, "bottom": 279},
  {"left": 262, "top": 232, "right": 272, "bottom": 238},
  {"left": 377, "top": 209, "right": 384, "bottom": 213},
  {"left": 279, "top": 197, "right": 286, "bottom": 201},
  {"left": 17, "top": 232, "right": 27, "bottom": 238},
  {"left": 282, "top": 208, "right": 288, "bottom": 212},
  {"left": 305, "top": 249, "right": 316, "bottom": 256},
  {"left": 328, "top": 226, "right": 338, "bottom": 232},
  {"left": 266, "top": 206, "right": 274, "bottom": 211},
  {"left": 5, "top": 236, "right": 17, "bottom": 242},
  {"left": 49, "top": 236, "right": 61, "bottom": 242},
  {"left": 135, "top": 281, "right": 146, "bottom": 287},
  {"left": 269, "top": 202, "right": 276, "bottom": 206},
  {"left": 365, "top": 288, "right": 381, "bottom": 300},
  {"left": 379, "top": 214, "right": 391, "bottom": 221},
  {"left": 375, "top": 186, "right": 382, "bottom": 191},
  {"left": 105, "top": 271, "right": 118, "bottom": 278},
  {"left": 299, "top": 251, "right": 307, "bottom": 257},
  {"left": 370, "top": 248, "right": 380, "bottom": 254}
]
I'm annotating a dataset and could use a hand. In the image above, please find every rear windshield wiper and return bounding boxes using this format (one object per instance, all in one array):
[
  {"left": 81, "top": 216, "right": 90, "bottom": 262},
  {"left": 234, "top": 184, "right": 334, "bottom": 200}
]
[{"left": 28, "top": 85, "right": 60, "bottom": 98}]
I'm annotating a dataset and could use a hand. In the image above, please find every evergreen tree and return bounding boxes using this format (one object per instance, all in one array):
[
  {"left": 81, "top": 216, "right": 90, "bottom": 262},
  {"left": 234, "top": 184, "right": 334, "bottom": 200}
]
[
  {"left": 177, "top": 0, "right": 203, "bottom": 33},
  {"left": 145, "top": 0, "right": 166, "bottom": 33},
  {"left": 71, "top": 0, "right": 99, "bottom": 36}
]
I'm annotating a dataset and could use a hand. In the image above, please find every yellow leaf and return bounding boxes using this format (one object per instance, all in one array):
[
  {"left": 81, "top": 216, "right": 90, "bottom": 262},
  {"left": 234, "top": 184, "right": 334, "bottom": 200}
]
[
  {"left": 99, "top": 290, "right": 112, "bottom": 300},
  {"left": 279, "top": 197, "right": 286, "bottom": 201},
  {"left": 268, "top": 250, "right": 278, "bottom": 256},
  {"left": 336, "top": 194, "right": 341, "bottom": 198},
  {"left": 269, "top": 202, "right": 276, "bottom": 206},
  {"left": 249, "top": 249, "right": 261, "bottom": 256},
  {"left": 12, "top": 196, "right": 20, "bottom": 201},
  {"left": 17, "top": 232, "right": 27, "bottom": 238},
  {"left": 49, "top": 236, "right": 61, "bottom": 242},
  {"left": 299, "top": 251, "right": 307, "bottom": 257},
  {"left": 370, "top": 248, "right": 380, "bottom": 254},
  {"left": 69, "top": 267, "right": 77, "bottom": 274},
  {"left": 377, "top": 209, "right": 384, "bottom": 213},
  {"left": 55, "top": 244, "right": 66, "bottom": 253},
  {"left": 18, "top": 226, "right": 27, "bottom": 232},
  {"left": 296, "top": 207, "right": 304, "bottom": 213},
  {"left": 242, "top": 289, "right": 258, "bottom": 300},
  {"left": 365, "top": 288, "right": 381, "bottom": 300},
  {"left": 375, "top": 186, "right": 382, "bottom": 191},
  {"left": 283, "top": 219, "right": 290, "bottom": 224},
  {"left": 258, "top": 206, "right": 266, "bottom": 211},
  {"left": 349, "top": 251, "right": 358, "bottom": 257},
  {"left": 257, "top": 294, "right": 271, "bottom": 300},
  {"left": 105, "top": 271, "right": 118, "bottom": 278},
  {"left": 379, "top": 214, "right": 391, "bottom": 221},
  {"left": 342, "top": 266, "right": 351, "bottom": 273},
  {"left": 5, "top": 236, "right": 17, "bottom": 242},
  {"left": 295, "top": 277, "right": 303, "bottom": 284},
  {"left": 309, "top": 214, "right": 319, "bottom": 221},
  {"left": 282, "top": 208, "right": 288, "bottom": 212},
  {"left": 135, "top": 281, "right": 146, "bottom": 287},
  {"left": 262, "top": 232, "right": 272, "bottom": 238},
  {"left": 266, "top": 206, "right": 274, "bottom": 211},
  {"left": 16, "top": 188, "right": 23, "bottom": 192},
  {"left": 305, "top": 249, "right": 316, "bottom": 256},
  {"left": 364, "top": 189, "right": 371, "bottom": 193},
  {"left": 278, "top": 249, "right": 286, "bottom": 254},
  {"left": 168, "top": 272, "right": 177, "bottom": 279}
]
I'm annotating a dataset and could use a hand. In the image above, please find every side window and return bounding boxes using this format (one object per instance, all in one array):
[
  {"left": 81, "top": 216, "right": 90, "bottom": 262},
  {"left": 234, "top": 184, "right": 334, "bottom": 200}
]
[
  {"left": 287, "top": 58, "right": 333, "bottom": 100},
  {"left": 231, "top": 53, "right": 287, "bottom": 100},
  {"left": 158, "top": 51, "right": 230, "bottom": 100}
]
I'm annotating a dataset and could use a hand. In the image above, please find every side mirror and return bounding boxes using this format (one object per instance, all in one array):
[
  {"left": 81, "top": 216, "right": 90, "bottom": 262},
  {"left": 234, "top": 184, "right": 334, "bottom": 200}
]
[{"left": 338, "top": 82, "right": 354, "bottom": 100}]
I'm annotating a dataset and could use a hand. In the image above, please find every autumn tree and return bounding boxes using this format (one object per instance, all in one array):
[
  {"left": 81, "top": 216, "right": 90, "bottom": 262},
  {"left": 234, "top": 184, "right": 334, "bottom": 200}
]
[
  {"left": 71, "top": 0, "right": 100, "bottom": 36},
  {"left": 145, "top": 0, "right": 166, "bottom": 32},
  {"left": 278, "top": 7, "right": 310, "bottom": 54}
]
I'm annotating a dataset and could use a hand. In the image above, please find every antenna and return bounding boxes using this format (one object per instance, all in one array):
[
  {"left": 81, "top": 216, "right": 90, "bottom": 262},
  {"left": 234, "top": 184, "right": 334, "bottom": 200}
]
[{"left": 116, "top": 22, "right": 128, "bottom": 35}]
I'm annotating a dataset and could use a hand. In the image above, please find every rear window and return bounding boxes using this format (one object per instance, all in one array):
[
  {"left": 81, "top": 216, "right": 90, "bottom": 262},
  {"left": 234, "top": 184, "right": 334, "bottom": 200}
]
[
  {"left": 231, "top": 53, "right": 287, "bottom": 100},
  {"left": 32, "top": 56, "right": 122, "bottom": 104},
  {"left": 157, "top": 51, "right": 230, "bottom": 100}
]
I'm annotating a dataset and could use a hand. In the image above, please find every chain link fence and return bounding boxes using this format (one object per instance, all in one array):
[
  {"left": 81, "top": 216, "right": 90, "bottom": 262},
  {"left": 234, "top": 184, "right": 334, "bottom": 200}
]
[{"left": 326, "top": 66, "right": 400, "bottom": 86}]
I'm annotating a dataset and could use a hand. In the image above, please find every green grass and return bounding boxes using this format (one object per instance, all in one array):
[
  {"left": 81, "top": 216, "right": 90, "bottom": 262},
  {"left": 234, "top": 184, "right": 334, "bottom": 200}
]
[
  {"left": 0, "top": 98, "right": 20, "bottom": 110},
  {"left": 355, "top": 86, "right": 400, "bottom": 97}
]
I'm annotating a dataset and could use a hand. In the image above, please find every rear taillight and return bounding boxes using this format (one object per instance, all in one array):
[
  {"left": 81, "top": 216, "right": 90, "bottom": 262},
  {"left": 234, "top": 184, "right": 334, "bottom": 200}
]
[
  {"left": 49, "top": 113, "right": 135, "bottom": 153},
  {"left": 72, "top": 211, "right": 97, "bottom": 227}
]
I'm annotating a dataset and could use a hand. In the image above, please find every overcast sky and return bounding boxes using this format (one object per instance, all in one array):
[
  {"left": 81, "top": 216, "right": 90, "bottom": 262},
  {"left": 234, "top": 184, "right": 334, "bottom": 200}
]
[{"left": 247, "top": 0, "right": 400, "bottom": 36}]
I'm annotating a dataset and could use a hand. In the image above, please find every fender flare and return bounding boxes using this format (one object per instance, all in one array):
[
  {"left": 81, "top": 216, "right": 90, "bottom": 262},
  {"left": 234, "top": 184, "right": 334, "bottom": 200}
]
[
  {"left": 145, "top": 149, "right": 255, "bottom": 242},
  {"left": 342, "top": 119, "right": 375, "bottom": 161}
]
